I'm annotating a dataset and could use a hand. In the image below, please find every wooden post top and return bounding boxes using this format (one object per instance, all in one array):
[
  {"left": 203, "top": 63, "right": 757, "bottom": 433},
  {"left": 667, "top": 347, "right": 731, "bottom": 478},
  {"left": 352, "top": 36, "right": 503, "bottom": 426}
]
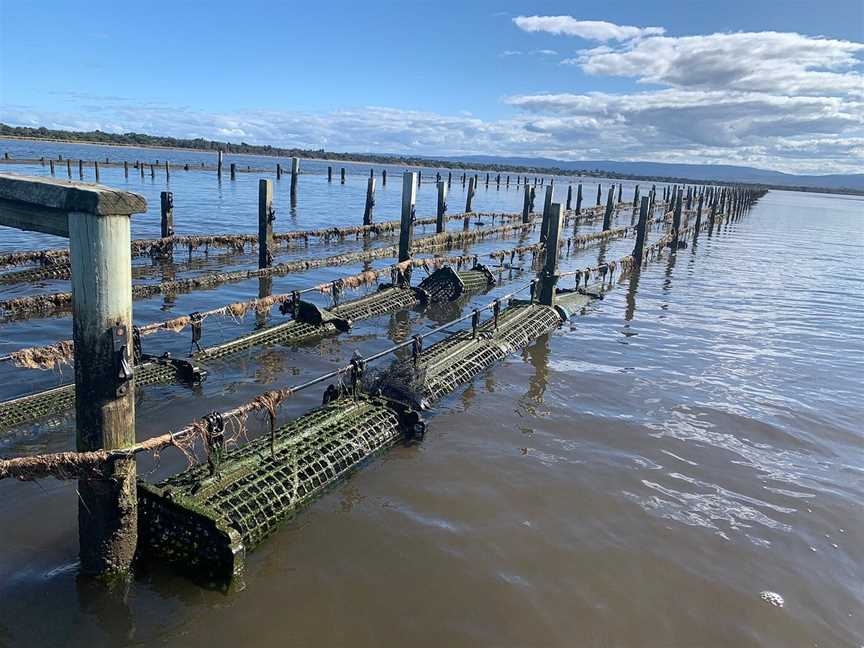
[
  {"left": 0, "top": 173, "right": 147, "bottom": 216},
  {"left": 0, "top": 173, "right": 148, "bottom": 237}
]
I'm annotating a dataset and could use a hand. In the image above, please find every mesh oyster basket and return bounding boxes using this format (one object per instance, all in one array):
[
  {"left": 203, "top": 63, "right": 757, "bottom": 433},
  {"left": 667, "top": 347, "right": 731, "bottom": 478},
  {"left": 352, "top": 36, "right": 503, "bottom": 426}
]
[{"left": 418, "top": 265, "right": 495, "bottom": 303}]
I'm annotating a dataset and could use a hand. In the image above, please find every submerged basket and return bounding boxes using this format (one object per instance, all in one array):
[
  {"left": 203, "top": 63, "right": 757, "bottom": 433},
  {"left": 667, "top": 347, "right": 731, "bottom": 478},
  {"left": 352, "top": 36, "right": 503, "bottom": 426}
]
[{"left": 138, "top": 394, "right": 422, "bottom": 584}]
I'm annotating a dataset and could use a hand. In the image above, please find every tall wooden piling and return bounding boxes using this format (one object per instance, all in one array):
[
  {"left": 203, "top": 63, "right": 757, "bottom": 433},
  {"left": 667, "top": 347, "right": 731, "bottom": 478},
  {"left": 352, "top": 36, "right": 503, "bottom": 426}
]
[
  {"left": 617, "top": 183, "right": 622, "bottom": 203},
  {"left": 447, "top": 171, "right": 451, "bottom": 187},
  {"left": 566, "top": 185, "right": 572, "bottom": 211},
  {"left": 49, "top": 160, "right": 55, "bottom": 175},
  {"left": 328, "top": 166, "right": 333, "bottom": 182},
  {"left": 139, "top": 162, "right": 144, "bottom": 179},
  {"left": 436, "top": 181, "right": 448, "bottom": 233},
  {"left": 602, "top": 186, "right": 615, "bottom": 230},
  {"left": 230, "top": 163, "right": 236, "bottom": 180},
  {"left": 0, "top": 174, "right": 148, "bottom": 577},
  {"left": 150, "top": 164, "right": 155, "bottom": 179},
  {"left": 538, "top": 203, "right": 563, "bottom": 306},
  {"left": 540, "top": 185, "right": 554, "bottom": 244},
  {"left": 94, "top": 161, "right": 100, "bottom": 182},
  {"left": 290, "top": 157, "right": 299, "bottom": 199},
  {"left": 632, "top": 196, "right": 649, "bottom": 265},
  {"left": 596, "top": 184, "right": 602, "bottom": 207},
  {"left": 340, "top": 168, "right": 346, "bottom": 184},
  {"left": 78, "top": 159, "right": 84, "bottom": 180},
  {"left": 258, "top": 179, "right": 274, "bottom": 269},
  {"left": 694, "top": 194, "right": 704, "bottom": 236},
  {"left": 671, "top": 189, "right": 683, "bottom": 249},
  {"left": 398, "top": 172, "right": 417, "bottom": 263},
  {"left": 383, "top": 169, "right": 387, "bottom": 186},
  {"left": 123, "top": 161, "right": 129, "bottom": 178},
  {"left": 485, "top": 172, "right": 489, "bottom": 188},
  {"left": 465, "top": 176, "right": 476, "bottom": 212},
  {"left": 165, "top": 161, "right": 169, "bottom": 181},
  {"left": 522, "top": 185, "right": 531, "bottom": 224},
  {"left": 160, "top": 190, "right": 174, "bottom": 239},
  {"left": 363, "top": 177, "right": 376, "bottom": 226},
  {"left": 576, "top": 183, "right": 583, "bottom": 214},
  {"left": 217, "top": 151, "right": 223, "bottom": 178},
  {"left": 276, "top": 163, "right": 282, "bottom": 180}
]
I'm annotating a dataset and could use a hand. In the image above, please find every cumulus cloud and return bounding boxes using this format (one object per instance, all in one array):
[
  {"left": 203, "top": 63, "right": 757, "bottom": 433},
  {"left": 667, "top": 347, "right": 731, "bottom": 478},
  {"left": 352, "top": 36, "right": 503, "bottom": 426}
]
[{"left": 513, "top": 16, "right": 664, "bottom": 42}]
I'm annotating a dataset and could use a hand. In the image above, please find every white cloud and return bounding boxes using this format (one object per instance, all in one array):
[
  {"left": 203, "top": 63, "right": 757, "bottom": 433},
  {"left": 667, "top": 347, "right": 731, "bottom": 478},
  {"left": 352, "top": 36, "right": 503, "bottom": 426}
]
[{"left": 513, "top": 16, "right": 664, "bottom": 42}]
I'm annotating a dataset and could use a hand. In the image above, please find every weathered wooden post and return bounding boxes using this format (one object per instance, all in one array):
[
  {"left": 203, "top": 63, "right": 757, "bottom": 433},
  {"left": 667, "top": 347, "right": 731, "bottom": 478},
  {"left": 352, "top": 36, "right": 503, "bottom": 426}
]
[
  {"left": 383, "top": 169, "right": 387, "bottom": 186},
  {"left": 398, "top": 172, "right": 417, "bottom": 263},
  {"left": 538, "top": 202, "right": 563, "bottom": 306},
  {"left": 230, "top": 163, "right": 236, "bottom": 180},
  {"left": 436, "top": 180, "right": 447, "bottom": 233},
  {"left": 94, "top": 161, "right": 101, "bottom": 182},
  {"left": 540, "top": 185, "right": 554, "bottom": 244},
  {"left": 632, "top": 196, "right": 649, "bottom": 265},
  {"left": 276, "top": 163, "right": 282, "bottom": 180},
  {"left": 363, "top": 177, "right": 376, "bottom": 226},
  {"left": 164, "top": 161, "right": 169, "bottom": 181},
  {"left": 496, "top": 173, "right": 501, "bottom": 188},
  {"left": 0, "top": 174, "right": 147, "bottom": 577},
  {"left": 671, "top": 189, "right": 683, "bottom": 249},
  {"left": 290, "top": 157, "right": 299, "bottom": 200},
  {"left": 465, "top": 175, "right": 476, "bottom": 212},
  {"left": 617, "top": 183, "right": 622, "bottom": 203},
  {"left": 78, "top": 159, "right": 84, "bottom": 180},
  {"left": 327, "top": 166, "right": 333, "bottom": 182},
  {"left": 123, "top": 161, "right": 129, "bottom": 178},
  {"left": 461, "top": 172, "right": 466, "bottom": 186},
  {"left": 49, "top": 160, "right": 56, "bottom": 175},
  {"left": 217, "top": 151, "right": 223, "bottom": 178},
  {"left": 693, "top": 194, "right": 704, "bottom": 238},
  {"left": 632, "top": 185, "right": 640, "bottom": 217},
  {"left": 446, "top": 171, "right": 451, "bottom": 187},
  {"left": 566, "top": 184, "right": 572, "bottom": 211},
  {"left": 576, "top": 183, "right": 583, "bottom": 214},
  {"left": 67, "top": 159, "right": 72, "bottom": 179},
  {"left": 139, "top": 162, "right": 144, "bottom": 179},
  {"left": 417, "top": 170, "right": 422, "bottom": 186},
  {"left": 595, "top": 183, "right": 602, "bottom": 207},
  {"left": 506, "top": 175, "right": 510, "bottom": 188},
  {"left": 602, "top": 186, "right": 615, "bottom": 230},
  {"left": 258, "top": 179, "right": 274, "bottom": 269},
  {"left": 150, "top": 164, "right": 155, "bottom": 179},
  {"left": 522, "top": 185, "right": 531, "bottom": 224},
  {"left": 340, "top": 167, "right": 346, "bottom": 184},
  {"left": 160, "top": 190, "right": 174, "bottom": 238}
]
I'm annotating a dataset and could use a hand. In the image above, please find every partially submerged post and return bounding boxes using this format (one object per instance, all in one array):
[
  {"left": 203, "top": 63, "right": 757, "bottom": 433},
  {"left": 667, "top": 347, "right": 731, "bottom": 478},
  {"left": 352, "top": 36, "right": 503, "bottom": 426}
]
[
  {"left": 383, "top": 169, "right": 387, "bottom": 186},
  {"left": 540, "top": 185, "right": 554, "bottom": 244},
  {"left": 363, "top": 177, "right": 376, "bottom": 226},
  {"left": 602, "top": 185, "right": 615, "bottom": 230},
  {"left": 576, "top": 183, "right": 583, "bottom": 214},
  {"left": 398, "top": 172, "right": 417, "bottom": 264},
  {"left": 436, "top": 180, "right": 447, "bottom": 233},
  {"left": 160, "top": 191, "right": 174, "bottom": 257},
  {"left": 124, "top": 161, "right": 129, "bottom": 178},
  {"left": 230, "top": 163, "right": 236, "bottom": 180},
  {"left": 290, "top": 157, "right": 300, "bottom": 199},
  {"left": 671, "top": 188, "right": 683, "bottom": 249},
  {"left": 78, "top": 159, "right": 84, "bottom": 180},
  {"left": 258, "top": 179, "right": 274, "bottom": 269},
  {"left": 522, "top": 185, "right": 531, "bottom": 224},
  {"left": 596, "top": 184, "right": 602, "bottom": 207},
  {"left": 566, "top": 184, "right": 572, "bottom": 211},
  {"left": 217, "top": 151, "right": 223, "bottom": 178},
  {"left": 341, "top": 167, "right": 346, "bottom": 184},
  {"left": 0, "top": 173, "right": 147, "bottom": 577},
  {"left": 465, "top": 175, "right": 476, "bottom": 212},
  {"left": 328, "top": 166, "right": 332, "bottom": 182},
  {"left": 632, "top": 196, "right": 649, "bottom": 265},
  {"left": 538, "top": 202, "right": 563, "bottom": 306},
  {"left": 94, "top": 161, "right": 100, "bottom": 182}
]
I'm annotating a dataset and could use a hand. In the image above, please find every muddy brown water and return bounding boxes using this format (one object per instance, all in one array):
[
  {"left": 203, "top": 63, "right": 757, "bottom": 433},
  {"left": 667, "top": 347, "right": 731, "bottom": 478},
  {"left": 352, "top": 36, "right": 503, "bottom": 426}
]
[{"left": 0, "top": 141, "right": 862, "bottom": 647}]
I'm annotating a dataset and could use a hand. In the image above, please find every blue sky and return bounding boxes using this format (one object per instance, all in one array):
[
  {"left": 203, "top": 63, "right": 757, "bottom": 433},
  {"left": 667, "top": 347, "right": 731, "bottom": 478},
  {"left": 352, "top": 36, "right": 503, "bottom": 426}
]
[{"left": 1, "top": 0, "right": 862, "bottom": 173}]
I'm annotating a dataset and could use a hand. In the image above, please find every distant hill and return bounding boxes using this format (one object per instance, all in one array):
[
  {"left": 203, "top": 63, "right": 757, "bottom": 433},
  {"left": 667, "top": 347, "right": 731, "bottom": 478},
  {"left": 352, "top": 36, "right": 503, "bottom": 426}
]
[{"left": 444, "top": 156, "right": 864, "bottom": 192}]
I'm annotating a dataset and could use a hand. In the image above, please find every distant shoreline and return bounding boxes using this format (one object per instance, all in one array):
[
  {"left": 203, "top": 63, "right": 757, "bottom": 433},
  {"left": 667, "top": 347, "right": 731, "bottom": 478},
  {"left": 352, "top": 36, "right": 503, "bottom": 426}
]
[{"left": 1, "top": 128, "right": 861, "bottom": 196}]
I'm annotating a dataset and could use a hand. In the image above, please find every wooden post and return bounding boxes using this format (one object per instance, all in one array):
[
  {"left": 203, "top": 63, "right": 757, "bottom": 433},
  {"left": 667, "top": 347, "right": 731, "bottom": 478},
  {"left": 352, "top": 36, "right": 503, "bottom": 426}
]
[
  {"left": 328, "top": 166, "right": 332, "bottom": 182},
  {"left": 632, "top": 185, "right": 640, "bottom": 217},
  {"left": 230, "top": 163, "right": 236, "bottom": 180},
  {"left": 398, "top": 172, "right": 417, "bottom": 263},
  {"left": 538, "top": 202, "right": 563, "bottom": 306},
  {"left": 417, "top": 170, "right": 422, "bottom": 186},
  {"left": 436, "top": 180, "right": 447, "bottom": 233},
  {"left": 447, "top": 171, "right": 451, "bottom": 187},
  {"left": 576, "top": 183, "right": 583, "bottom": 214},
  {"left": 217, "top": 151, "right": 223, "bottom": 178},
  {"left": 49, "top": 160, "right": 55, "bottom": 175},
  {"left": 617, "top": 183, "right": 622, "bottom": 203},
  {"left": 465, "top": 175, "right": 476, "bottom": 212},
  {"left": 540, "top": 185, "right": 554, "bottom": 244},
  {"left": 122, "top": 161, "right": 128, "bottom": 178},
  {"left": 596, "top": 183, "right": 602, "bottom": 207},
  {"left": 340, "top": 167, "right": 346, "bottom": 184},
  {"left": 461, "top": 172, "right": 466, "bottom": 186},
  {"left": 94, "top": 161, "right": 101, "bottom": 182},
  {"left": 165, "top": 161, "right": 169, "bottom": 181},
  {"left": 150, "top": 164, "right": 155, "bottom": 179},
  {"left": 383, "top": 169, "right": 387, "bottom": 186},
  {"left": 694, "top": 194, "right": 704, "bottom": 236},
  {"left": 602, "top": 186, "right": 615, "bottom": 230},
  {"left": 258, "top": 179, "right": 274, "bottom": 269},
  {"left": 160, "top": 191, "right": 174, "bottom": 238},
  {"left": 506, "top": 175, "right": 510, "bottom": 188},
  {"left": 522, "top": 185, "right": 531, "bottom": 224},
  {"left": 632, "top": 196, "right": 649, "bottom": 264},
  {"left": 290, "top": 157, "right": 299, "bottom": 199},
  {"left": 276, "top": 163, "right": 282, "bottom": 179},
  {"left": 0, "top": 174, "right": 147, "bottom": 577},
  {"left": 485, "top": 172, "right": 489, "bottom": 188},
  {"left": 363, "top": 177, "right": 376, "bottom": 226},
  {"left": 78, "top": 159, "right": 84, "bottom": 180},
  {"left": 671, "top": 189, "right": 683, "bottom": 249},
  {"left": 566, "top": 184, "right": 572, "bottom": 211},
  {"left": 139, "top": 162, "right": 144, "bottom": 179}
]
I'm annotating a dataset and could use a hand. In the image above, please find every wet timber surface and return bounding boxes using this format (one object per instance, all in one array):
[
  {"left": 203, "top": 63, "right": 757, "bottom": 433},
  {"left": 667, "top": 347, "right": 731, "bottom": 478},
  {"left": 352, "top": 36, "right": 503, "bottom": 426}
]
[{"left": 0, "top": 140, "right": 863, "bottom": 647}]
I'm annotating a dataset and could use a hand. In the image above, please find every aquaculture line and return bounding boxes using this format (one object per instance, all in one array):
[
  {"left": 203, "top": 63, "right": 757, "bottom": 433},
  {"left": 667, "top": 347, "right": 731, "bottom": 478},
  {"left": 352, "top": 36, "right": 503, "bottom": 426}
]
[{"left": 0, "top": 167, "right": 764, "bottom": 585}]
